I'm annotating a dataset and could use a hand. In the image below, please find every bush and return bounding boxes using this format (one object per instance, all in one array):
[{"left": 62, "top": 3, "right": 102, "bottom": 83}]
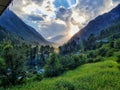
[
  {"left": 33, "top": 74, "right": 43, "bottom": 81},
  {"left": 98, "top": 47, "right": 108, "bottom": 57},
  {"left": 117, "top": 55, "right": 120, "bottom": 63},
  {"left": 55, "top": 80, "right": 75, "bottom": 90},
  {"left": 106, "top": 49, "right": 114, "bottom": 57},
  {"left": 115, "top": 39, "right": 120, "bottom": 49},
  {"left": 72, "top": 55, "right": 81, "bottom": 66},
  {"left": 109, "top": 41, "right": 114, "bottom": 48},
  {"left": 93, "top": 56, "right": 103, "bottom": 62},
  {"left": 87, "top": 56, "right": 103, "bottom": 63},
  {"left": 79, "top": 54, "right": 87, "bottom": 63},
  {"left": 44, "top": 53, "right": 63, "bottom": 77},
  {"left": 60, "top": 55, "right": 82, "bottom": 70},
  {"left": 87, "top": 51, "right": 97, "bottom": 58}
]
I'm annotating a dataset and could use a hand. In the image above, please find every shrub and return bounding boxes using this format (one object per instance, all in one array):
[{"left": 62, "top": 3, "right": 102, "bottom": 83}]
[
  {"left": 115, "top": 39, "right": 120, "bottom": 49},
  {"left": 87, "top": 51, "right": 97, "bottom": 58},
  {"left": 93, "top": 56, "right": 103, "bottom": 62},
  {"left": 98, "top": 47, "right": 108, "bottom": 57},
  {"left": 106, "top": 49, "right": 114, "bottom": 57},
  {"left": 44, "top": 53, "right": 63, "bottom": 77},
  {"left": 55, "top": 80, "right": 75, "bottom": 90},
  {"left": 117, "top": 55, "right": 120, "bottom": 63},
  {"left": 72, "top": 55, "right": 81, "bottom": 66},
  {"left": 109, "top": 41, "right": 114, "bottom": 48},
  {"left": 33, "top": 74, "right": 43, "bottom": 81}
]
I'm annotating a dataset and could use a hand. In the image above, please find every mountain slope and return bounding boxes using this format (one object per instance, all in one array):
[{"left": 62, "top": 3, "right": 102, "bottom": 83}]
[
  {"left": 48, "top": 35, "right": 69, "bottom": 45},
  {"left": 0, "top": 9, "right": 49, "bottom": 44},
  {"left": 3, "top": 59, "right": 120, "bottom": 90},
  {"left": 0, "top": 26, "right": 25, "bottom": 43},
  {"left": 71, "top": 4, "right": 120, "bottom": 41}
]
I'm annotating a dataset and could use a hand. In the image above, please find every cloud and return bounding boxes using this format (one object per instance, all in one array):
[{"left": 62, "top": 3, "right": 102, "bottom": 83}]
[
  {"left": 10, "top": 0, "right": 120, "bottom": 44},
  {"left": 76, "top": 0, "right": 120, "bottom": 21},
  {"left": 38, "top": 19, "right": 67, "bottom": 39},
  {"left": 31, "top": 0, "right": 44, "bottom": 5},
  {"left": 27, "top": 15, "right": 44, "bottom": 21},
  {"left": 56, "top": 7, "right": 72, "bottom": 21}
]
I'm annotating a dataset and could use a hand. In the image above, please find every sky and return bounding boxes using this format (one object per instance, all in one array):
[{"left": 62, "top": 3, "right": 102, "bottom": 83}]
[{"left": 10, "top": 0, "right": 120, "bottom": 44}]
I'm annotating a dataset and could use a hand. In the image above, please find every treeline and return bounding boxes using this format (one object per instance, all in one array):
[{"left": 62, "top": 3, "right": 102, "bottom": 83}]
[
  {"left": 0, "top": 39, "right": 54, "bottom": 88},
  {"left": 59, "top": 21, "right": 120, "bottom": 54},
  {"left": 44, "top": 53, "right": 85, "bottom": 77},
  {"left": 1, "top": 21, "right": 120, "bottom": 89},
  {"left": 44, "top": 33, "right": 120, "bottom": 78},
  {"left": 0, "top": 39, "right": 28, "bottom": 87},
  {"left": 42, "top": 21, "right": 120, "bottom": 78}
]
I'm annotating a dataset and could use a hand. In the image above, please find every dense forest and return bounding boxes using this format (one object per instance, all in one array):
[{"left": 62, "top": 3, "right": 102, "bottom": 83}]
[{"left": 0, "top": 19, "right": 120, "bottom": 90}]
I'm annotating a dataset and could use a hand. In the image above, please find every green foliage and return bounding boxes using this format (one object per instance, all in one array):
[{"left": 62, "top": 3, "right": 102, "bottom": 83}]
[
  {"left": 98, "top": 47, "right": 108, "bottom": 57},
  {"left": 59, "top": 54, "right": 85, "bottom": 71},
  {"left": 115, "top": 39, "right": 120, "bottom": 49},
  {"left": 116, "top": 54, "right": 120, "bottom": 63},
  {"left": 106, "top": 49, "right": 114, "bottom": 57},
  {"left": 55, "top": 80, "right": 75, "bottom": 90},
  {"left": 109, "top": 41, "right": 114, "bottom": 48},
  {"left": 1, "top": 19, "right": 120, "bottom": 89},
  {"left": 0, "top": 40, "right": 27, "bottom": 87},
  {"left": 93, "top": 56, "right": 103, "bottom": 62},
  {"left": 44, "top": 53, "right": 63, "bottom": 77},
  {"left": 5, "top": 60, "right": 120, "bottom": 90},
  {"left": 32, "top": 74, "right": 43, "bottom": 81},
  {"left": 98, "top": 22, "right": 120, "bottom": 40},
  {"left": 0, "top": 58, "right": 6, "bottom": 70},
  {"left": 87, "top": 51, "right": 97, "bottom": 58}
]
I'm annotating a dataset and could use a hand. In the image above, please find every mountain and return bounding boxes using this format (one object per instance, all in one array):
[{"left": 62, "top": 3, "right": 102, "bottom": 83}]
[
  {"left": 0, "top": 26, "right": 13, "bottom": 41},
  {"left": 48, "top": 35, "right": 64, "bottom": 43},
  {"left": 0, "top": 9, "right": 49, "bottom": 44},
  {"left": 48, "top": 34, "right": 72, "bottom": 46},
  {"left": 70, "top": 4, "right": 120, "bottom": 41},
  {"left": 0, "top": 25, "right": 25, "bottom": 44}
]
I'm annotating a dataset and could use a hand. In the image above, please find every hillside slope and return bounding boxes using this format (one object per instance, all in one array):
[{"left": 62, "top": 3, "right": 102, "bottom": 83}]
[
  {"left": 0, "top": 9, "right": 49, "bottom": 44},
  {"left": 71, "top": 4, "right": 120, "bottom": 41},
  {"left": 1, "top": 14, "right": 120, "bottom": 90},
  {"left": 0, "top": 26, "right": 25, "bottom": 43},
  {"left": 4, "top": 58, "right": 120, "bottom": 90}
]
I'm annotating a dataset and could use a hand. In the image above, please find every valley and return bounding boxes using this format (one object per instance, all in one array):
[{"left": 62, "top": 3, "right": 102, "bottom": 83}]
[{"left": 0, "top": 1, "right": 120, "bottom": 90}]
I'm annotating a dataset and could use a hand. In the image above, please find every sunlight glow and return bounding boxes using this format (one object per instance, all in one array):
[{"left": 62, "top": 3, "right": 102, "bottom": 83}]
[
  {"left": 71, "top": 11, "right": 86, "bottom": 25},
  {"left": 68, "top": 9, "right": 86, "bottom": 37},
  {"left": 69, "top": 23, "right": 79, "bottom": 37},
  {"left": 20, "top": 0, "right": 87, "bottom": 44}
]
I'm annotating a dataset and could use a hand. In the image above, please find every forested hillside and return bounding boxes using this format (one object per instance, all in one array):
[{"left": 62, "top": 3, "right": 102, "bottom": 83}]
[
  {"left": 0, "top": 2, "right": 120, "bottom": 90},
  {"left": 0, "top": 11, "right": 120, "bottom": 90}
]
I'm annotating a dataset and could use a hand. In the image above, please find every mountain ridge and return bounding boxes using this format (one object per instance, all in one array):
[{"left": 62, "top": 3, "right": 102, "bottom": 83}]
[
  {"left": 70, "top": 4, "right": 120, "bottom": 41},
  {"left": 0, "top": 9, "right": 49, "bottom": 45}
]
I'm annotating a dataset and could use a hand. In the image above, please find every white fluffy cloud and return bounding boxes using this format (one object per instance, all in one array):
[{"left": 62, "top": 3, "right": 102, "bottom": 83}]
[
  {"left": 10, "top": 0, "right": 120, "bottom": 44},
  {"left": 38, "top": 19, "right": 67, "bottom": 39}
]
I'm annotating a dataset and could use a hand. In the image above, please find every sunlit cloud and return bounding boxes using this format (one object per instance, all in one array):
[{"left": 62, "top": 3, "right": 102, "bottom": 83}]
[{"left": 10, "top": 0, "right": 120, "bottom": 44}]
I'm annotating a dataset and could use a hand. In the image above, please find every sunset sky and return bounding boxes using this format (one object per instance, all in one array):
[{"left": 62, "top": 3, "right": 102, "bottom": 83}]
[{"left": 10, "top": 0, "right": 120, "bottom": 44}]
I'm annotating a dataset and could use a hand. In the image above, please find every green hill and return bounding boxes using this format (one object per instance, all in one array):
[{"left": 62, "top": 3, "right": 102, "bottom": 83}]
[
  {"left": 1, "top": 15, "right": 120, "bottom": 90},
  {"left": 1, "top": 55, "right": 119, "bottom": 90},
  {"left": 1, "top": 5, "right": 120, "bottom": 90}
]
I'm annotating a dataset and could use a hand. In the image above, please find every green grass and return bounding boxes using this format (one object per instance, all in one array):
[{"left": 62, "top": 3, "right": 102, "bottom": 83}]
[{"left": 2, "top": 58, "right": 120, "bottom": 90}]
